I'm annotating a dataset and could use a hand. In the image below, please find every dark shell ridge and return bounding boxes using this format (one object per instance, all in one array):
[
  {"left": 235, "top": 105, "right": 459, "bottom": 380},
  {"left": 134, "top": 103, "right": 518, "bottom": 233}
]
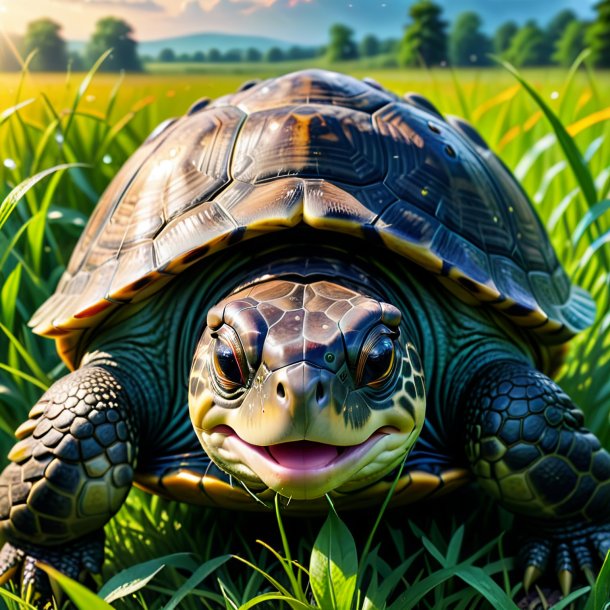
[{"left": 30, "top": 69, "right": 595, "bottom": 364}]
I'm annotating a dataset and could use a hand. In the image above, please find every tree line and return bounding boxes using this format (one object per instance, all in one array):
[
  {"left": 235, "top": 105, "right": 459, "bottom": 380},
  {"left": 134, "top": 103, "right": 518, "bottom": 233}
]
[
  {"left": 153, "top": 2, "right": 609, "bottom": 68},
  {"left": 1, "top": 0, "right": 608, "bottom": 72},
  {"left": 154, "top": 45, "right": 321, "bottom": 64},
  {"left": 353, "top": 0, "right": 609, "bottom": 68},
  {"left": 0, "top": 17, "right": 140, "bottom": 72}
]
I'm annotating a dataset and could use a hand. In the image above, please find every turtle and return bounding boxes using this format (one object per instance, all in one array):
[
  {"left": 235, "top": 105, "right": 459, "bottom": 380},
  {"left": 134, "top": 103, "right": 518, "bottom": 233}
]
[{"left": 1, "top": 69, "right": 609, "bottom": 604}]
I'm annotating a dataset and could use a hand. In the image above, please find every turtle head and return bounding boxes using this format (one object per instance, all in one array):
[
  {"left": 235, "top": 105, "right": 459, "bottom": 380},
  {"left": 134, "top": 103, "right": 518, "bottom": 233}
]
[{"left": 189, "top": 279, "right": 425, "bottom": 500}]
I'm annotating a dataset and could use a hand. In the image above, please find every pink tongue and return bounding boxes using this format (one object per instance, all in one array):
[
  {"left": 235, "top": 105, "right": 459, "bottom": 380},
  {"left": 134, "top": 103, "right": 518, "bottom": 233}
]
[{"left": 268, "top": 441, "right": 339, "bottom": 470}]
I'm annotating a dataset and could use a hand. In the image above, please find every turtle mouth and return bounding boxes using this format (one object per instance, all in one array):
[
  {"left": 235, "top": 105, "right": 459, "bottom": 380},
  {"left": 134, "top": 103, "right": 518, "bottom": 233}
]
[{"left": 207, "top": 424, "right": 401, "bottom": 498}]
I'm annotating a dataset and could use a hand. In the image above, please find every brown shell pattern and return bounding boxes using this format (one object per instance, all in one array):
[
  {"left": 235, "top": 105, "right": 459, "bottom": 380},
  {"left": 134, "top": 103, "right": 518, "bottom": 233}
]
[{"left": 31, "top": 69, "right": 595, "bottom": 367}]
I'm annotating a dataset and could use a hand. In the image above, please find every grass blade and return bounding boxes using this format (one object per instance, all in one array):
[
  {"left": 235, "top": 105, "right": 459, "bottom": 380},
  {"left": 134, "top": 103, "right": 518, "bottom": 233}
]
[
  {"left": 162, "top": 554, "right": 230, "bottom": 610},
  {"left": 0, "top": 323, "right": 50, "bottom": 385},
  {"left": 495, "top": 56, "right": 598, "bottom": 207},
  {"left": 0, "top": 363, "right": 48, "bottom": 391},
  {"left": 98, "top": 552, "right": 197, "bottom": 602},
  {"left": 572, "top": 199, "right": 610, "bottom": 246},
  {"left": 37, "top": 563, "right": 113, "bottom": 610},
  {"left": 0, "top": 163, "right": 89, "bottom": 232},
  {"left": 0, "top": 99, "right": 35, "bottom": 128}
]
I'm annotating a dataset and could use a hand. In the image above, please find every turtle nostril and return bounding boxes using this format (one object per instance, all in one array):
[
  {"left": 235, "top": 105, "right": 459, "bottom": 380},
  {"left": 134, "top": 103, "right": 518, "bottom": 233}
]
[
  {"left": 277, "top": 382, "right": 286, "bottom": 399},
  {"left": 316, "top": 381, "right": 325, "bottom": 403}
]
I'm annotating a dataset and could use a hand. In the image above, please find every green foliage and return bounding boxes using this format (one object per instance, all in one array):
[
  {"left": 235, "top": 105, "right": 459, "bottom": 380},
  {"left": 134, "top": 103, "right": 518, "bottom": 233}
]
[
  {"left": 449, "top": 12, "right": 492, "bottom": 66},
  {"left": 327, "top": 24, "right": 358, "bottom": 62},
  {"left": 224, "top": 49, "right": 243, "bottom": 63},
  {"left": 265, "top": 46, "right": 284, "bottom": 63},
  {"left": 553, "top": 20, "right": 588, "bottom": 67},
  {"left": 158, "top": 48, "right": 176, "bottom": 63},
  {"left": 504, "top": 20, "right": 550, "bottom": 67},
  {"left": 23, "top": 19, "right": 67, "bottom": 72},
  {"left": 359, "top": 35, "right": 381, "bottom": 58},
  {"left": 245, "top": 47, "right": 262, "bottom": 62},
  {"left": 493, "top": 22, "right": 519, "bottom": 56},
  {"left": 208, "top": 47, "right": 222, "bottom": 62},
  {"left": 86, "top": 17, "right": 142, "bottom": 72},
  {"left": 545, "top": 9, "right": 579, "bottom": 51},
  {"left": 586, "top": 0, "right": 610, "bottom": 68},
  {"left": 309, "top": 506, "right": 357, "bottom": 609},
  {"left": 399, "top": 0, "right": 448, "bottom": 67}
]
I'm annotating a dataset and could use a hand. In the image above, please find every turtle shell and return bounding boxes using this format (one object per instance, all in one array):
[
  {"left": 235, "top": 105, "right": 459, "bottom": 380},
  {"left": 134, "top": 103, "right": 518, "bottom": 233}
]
[{"left": 31, "top": 69, "right": 595, "bottom": 368}]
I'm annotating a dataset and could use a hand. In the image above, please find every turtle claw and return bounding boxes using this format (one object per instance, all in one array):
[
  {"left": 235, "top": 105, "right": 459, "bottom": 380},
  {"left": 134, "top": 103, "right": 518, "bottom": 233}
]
[
  {"left": 520, "top": 537, "right": 551, "bottom": 591},
  {"left": 557, "top": 570, "right": 573, "bottom": 598},
  {"left": 523, "top": 565, "right": 542, "bottom": 592},
  {"left": 0, "top": 533, "right": 104, "bottom": 608},
  {"left": 519, "top": 520, "right": 610, "bottom": 598}
]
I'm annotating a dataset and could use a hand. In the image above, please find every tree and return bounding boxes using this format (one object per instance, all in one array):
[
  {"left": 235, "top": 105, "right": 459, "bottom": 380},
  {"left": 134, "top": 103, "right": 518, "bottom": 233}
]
[
  {"left": 360, "top": 34, "right": 380, "bottom": 57},
  {"left": 380, "top": 38, "right": 399, "bottom": 54},
  {"left": 326, "top": 24, "right": 358, "bottom": 62},
  {"left": 86, "top": 17, "right": 141, "bottom": 72},
  {"left": 449, "top": 12, "right": 491, "bottom": 66},
  {"left": 553, "top": 20, "right": 587, "bottom": 66},
  {"left": 208, "top": 48, "right": 221, "bottom": 62},
  {"left": 505, "top": 20, "right": 548, "bottom": 66},
  {"left": 24, "top": 18, "right": 67, "bottom": 71},
  {"left": 587, "top": 0, "right": 610, "bottom": 68},
  {"left": 493, "top": 21, "right": 518, "bottom": 56},
  {"left": 245, "top": 47, "right": 262, "bottom": 62},
  {"left": 223, "top": 48, "right": 242, "bottom": 62},
  {"left": 546, "top": 9, "right": 577, "bottom": 50},
  {"left": 193, "top": 50, "right": 205, "bottom": 62},
  {"left": 545, "top": 9, "right": 577, "bottom": 65},
  {"left": 287, "top": 45, "right": 308, "bottom": 60},
  {"left": 265, "top": 46, "right": 284, "bottom": 62},
  {"left": 158, "top": 48, "right": 176, "bottom": 62},
  {"left": 399, "top": 0, "right": 447, "bottom": 67}
]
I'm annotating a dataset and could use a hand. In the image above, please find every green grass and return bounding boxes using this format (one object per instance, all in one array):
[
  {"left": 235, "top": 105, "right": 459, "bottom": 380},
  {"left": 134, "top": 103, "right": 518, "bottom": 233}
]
[{"left": 1, "top": 60, "right": 610, "bottom": 608}]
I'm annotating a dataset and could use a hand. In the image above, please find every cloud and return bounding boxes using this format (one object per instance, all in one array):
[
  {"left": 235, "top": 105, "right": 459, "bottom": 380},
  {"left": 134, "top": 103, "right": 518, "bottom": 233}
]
[
  {"left": 55, "top": 0, "right": 165, "bottom": 10},
  {"left": 179, "top": 0, "right": 312, "bottom": 15}
]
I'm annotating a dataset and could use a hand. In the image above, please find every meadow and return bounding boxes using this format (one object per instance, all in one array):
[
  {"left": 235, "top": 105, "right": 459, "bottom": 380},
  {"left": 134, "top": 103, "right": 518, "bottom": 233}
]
[{"left": 1, "top": 60, "right": 610, "bottom": 609}]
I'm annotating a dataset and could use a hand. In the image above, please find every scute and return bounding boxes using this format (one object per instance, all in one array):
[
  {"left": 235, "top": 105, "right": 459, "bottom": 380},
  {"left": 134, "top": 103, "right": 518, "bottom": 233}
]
[
  {"left": 31, "top": 69, "right": 595, "bottom": 368},
  {"left": 210, "top": 68, "right": 396, "bottom": 114}
]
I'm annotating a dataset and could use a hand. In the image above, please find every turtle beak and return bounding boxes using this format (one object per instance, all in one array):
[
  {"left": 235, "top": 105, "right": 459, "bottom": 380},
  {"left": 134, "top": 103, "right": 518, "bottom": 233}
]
[
  {"left": 230, "top": 362, "right": 347, "bottom": 446},
  {"left": 267, "top": 362, "right": 333, "bottom": 432}
]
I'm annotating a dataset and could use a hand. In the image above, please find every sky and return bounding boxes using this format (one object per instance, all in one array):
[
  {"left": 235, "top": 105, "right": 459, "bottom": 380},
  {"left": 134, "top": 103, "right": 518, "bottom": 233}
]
[{"left": 0, "top": 0, "right": 599, "bottom": 44}]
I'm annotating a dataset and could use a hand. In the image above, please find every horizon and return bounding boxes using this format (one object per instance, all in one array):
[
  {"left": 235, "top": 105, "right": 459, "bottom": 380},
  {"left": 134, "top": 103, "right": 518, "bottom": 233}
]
[{"left": 0, "top": 0, "right": 598, "bottom": 44}]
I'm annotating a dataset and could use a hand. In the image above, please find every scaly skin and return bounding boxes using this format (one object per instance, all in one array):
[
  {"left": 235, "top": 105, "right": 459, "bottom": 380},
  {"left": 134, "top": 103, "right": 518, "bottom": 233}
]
[
  {"left": 463, "top": 360, "right": 610, "bottom": 592},
  {"left": 0, "top": 366, "right": 138, "bottom": 604}
]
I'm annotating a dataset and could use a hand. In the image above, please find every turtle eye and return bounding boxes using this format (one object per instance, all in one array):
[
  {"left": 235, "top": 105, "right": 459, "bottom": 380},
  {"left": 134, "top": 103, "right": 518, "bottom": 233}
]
[
  {"left": 356, "top": 326, "right": 396, "bottom": 389},
  {"left": 211, "top": 328, "right": 247, "bottom": 394}
]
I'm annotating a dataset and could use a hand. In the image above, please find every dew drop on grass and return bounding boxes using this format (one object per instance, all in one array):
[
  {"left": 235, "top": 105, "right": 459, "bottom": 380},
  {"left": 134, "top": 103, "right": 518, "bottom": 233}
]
[
  {"left": 103, "top": 154, "right": 113, "bottom": 164},
  {"left": 55, "top": 133, "right": 64, "bottom": 144},
  {"left": 550, "top": 91, "right": 559, "bottom": 100},
  {"left": 3, "top": 158, "right": 16, "bottom": 170}
]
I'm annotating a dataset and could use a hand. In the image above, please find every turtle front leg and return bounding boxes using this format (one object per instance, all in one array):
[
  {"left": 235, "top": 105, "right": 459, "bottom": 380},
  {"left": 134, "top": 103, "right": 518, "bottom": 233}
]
[
  {"left": 463, "top": 360, "right": 610, "bottom": 594},
  {"left": 0, "top": 365, "right": 137, "bottom": 605}
]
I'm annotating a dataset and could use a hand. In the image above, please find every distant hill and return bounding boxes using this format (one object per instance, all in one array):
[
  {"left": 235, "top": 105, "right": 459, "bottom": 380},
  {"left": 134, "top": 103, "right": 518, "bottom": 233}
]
[{"left": 69, "top": 32, "right": 300, "bottom": 57}]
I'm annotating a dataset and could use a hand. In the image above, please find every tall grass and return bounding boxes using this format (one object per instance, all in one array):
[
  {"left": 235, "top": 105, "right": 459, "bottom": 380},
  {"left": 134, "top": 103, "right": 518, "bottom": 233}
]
[{"left": 0, "top": 60, "right": 610, "bottom": 608}]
